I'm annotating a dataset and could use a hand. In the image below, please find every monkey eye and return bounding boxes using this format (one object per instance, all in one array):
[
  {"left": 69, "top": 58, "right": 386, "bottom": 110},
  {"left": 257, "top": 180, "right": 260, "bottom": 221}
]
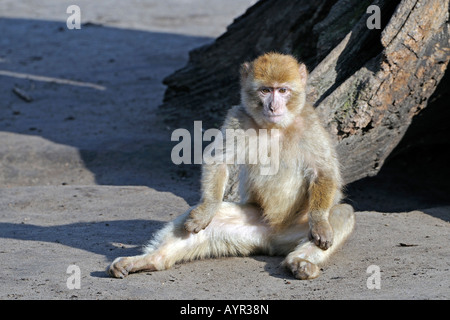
[
  {"left": 260, "top": 88, "right": 271, "bottom": 94},
  {"left": 278, "top": 88, "right": 288, "bottom": 94}
]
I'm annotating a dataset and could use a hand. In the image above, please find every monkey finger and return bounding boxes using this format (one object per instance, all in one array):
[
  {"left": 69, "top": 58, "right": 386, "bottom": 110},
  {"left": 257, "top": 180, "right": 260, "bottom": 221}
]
[
  {"left": 318, "top": 237, "right": 333, "bottom": 250},
  {"left": 310, "top": 229, "right": 333, "bottom": 250},
  {"left": 320, "top": 239, "right": 333, "bottom": 250},
  {"left": 184, "top": 220, "right": 207, "bottom": 234}
]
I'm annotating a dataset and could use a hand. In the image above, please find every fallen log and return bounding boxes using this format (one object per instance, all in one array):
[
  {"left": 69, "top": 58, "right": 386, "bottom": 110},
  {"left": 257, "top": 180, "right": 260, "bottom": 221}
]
[{"left": 159, "top": 0, "right": 450, "bottom": 199}]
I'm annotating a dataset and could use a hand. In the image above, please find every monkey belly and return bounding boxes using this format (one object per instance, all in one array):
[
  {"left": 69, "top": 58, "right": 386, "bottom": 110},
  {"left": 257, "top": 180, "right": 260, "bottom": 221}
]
[{"left": 243, "top": 169, "right": 309, "bottom": 228}]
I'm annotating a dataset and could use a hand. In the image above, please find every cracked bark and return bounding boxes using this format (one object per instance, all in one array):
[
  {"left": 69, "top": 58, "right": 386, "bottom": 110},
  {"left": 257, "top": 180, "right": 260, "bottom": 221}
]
[{"left": 159, "top": 0, "right": 450, "bottom": 200}]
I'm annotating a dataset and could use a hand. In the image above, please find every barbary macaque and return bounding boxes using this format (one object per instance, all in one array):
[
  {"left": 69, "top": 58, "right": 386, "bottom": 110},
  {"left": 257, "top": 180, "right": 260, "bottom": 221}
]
[{"left": 108, "top": 53, "right": 355, "bottom": 280}]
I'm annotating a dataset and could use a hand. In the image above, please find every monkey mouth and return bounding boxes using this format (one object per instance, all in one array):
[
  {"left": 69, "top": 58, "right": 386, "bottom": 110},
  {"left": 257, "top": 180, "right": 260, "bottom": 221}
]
[{"left": 266, "top": 114, "right": 284, "bottom": 123}]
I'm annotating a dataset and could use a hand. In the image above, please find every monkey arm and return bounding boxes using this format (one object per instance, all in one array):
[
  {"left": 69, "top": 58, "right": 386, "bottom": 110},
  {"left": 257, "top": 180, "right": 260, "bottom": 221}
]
[
  {"left": 184, "top": 163, "right": 229, "bottom": 233},
  {"left": 307, "top": 172, "right": 338, "bottom": 250},
  {"left": 199, "top": 162, "right": 229, "bottom": 208},
  {"left": 185, "top": 106, "right": 244, "bottom": 234}
]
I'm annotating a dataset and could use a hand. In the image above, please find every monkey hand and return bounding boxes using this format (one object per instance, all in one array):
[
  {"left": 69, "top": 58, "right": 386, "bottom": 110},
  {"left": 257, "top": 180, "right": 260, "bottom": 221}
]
[
  {"left": 310, "top": 221, "right": 334, "bottom": 250},
  {"left": 184, "top": 206, "right": 215, "bottom": 233}
]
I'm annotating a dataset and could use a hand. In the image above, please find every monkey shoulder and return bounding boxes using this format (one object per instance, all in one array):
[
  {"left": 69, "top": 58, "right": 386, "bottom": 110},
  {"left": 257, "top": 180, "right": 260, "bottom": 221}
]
[
  {"left": 292, "top": 106, "right": 339, "bottom": 172},
  {"left": 222, "top": 105, "right": 254, "bottom": 130},
  {"left": 297, "top": 105, "right": 333, "bottom": 147}
]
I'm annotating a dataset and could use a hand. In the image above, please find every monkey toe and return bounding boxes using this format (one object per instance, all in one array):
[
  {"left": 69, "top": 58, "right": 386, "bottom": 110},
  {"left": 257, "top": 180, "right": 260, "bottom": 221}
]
[
  {"left": 108, "top": 257, "right": 133, "bottom": 278},
  {"left": 289, "top": 258, "right": 320, "bottom": 280}
]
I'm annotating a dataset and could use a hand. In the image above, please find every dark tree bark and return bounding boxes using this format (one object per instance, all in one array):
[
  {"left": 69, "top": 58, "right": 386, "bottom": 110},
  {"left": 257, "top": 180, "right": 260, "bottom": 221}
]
[{"left": 159, "top": 0, "right": 450, "bottom": 199}]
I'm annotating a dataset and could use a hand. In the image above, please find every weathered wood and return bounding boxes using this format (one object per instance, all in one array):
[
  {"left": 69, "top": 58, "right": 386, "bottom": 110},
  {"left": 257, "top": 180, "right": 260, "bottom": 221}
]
[
  {"left": 159, "top": 0, "right": 450, "bottom": 199},
  {"left": 312, "top": 0, "right": 450, "bottom": 182}
]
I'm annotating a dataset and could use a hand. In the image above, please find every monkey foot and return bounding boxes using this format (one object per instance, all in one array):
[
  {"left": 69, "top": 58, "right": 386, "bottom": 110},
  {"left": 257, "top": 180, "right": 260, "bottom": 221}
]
[
  {"left": 288, "top": 258, "right": 320, "bottom": 280},
  {"left": 108, "top": 257, "right": 134, "bottom": 278}
]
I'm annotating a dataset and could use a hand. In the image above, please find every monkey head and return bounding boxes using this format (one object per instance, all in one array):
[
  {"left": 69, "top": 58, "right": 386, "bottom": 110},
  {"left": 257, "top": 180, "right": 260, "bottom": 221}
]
[{"left": 240, "top": 52, "right": 308, "bottom": 128}]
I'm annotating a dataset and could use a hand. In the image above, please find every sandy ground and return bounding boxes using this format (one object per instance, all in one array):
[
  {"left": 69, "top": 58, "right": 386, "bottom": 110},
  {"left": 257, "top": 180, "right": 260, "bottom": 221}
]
[{"left": 0, "top": 0, "right": 449, "bottom": 300}]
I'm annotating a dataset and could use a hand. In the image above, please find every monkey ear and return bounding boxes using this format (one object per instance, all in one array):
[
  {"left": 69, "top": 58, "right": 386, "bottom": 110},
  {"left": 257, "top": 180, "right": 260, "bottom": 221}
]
[
  {"left": 298, "top": 63, "right": 308, "bottom": 86},
  {"left": 240, "top": 62, "right": 251, "bottom": 80}
]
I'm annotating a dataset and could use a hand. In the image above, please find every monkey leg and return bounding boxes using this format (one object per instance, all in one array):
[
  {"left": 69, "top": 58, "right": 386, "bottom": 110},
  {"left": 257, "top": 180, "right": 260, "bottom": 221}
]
[
  {"left": 282, "top": 204, "right": 355, "bottom": 280},
  {"left": 108, "top": 202, "right": 271, "bottom": 278}
]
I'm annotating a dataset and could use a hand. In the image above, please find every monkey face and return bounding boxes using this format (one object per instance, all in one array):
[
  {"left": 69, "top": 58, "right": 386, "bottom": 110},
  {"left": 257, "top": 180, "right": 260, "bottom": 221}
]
[
  {"left": 240, "top": 53, "right": 308, "bottom": 128},
  {"left": 257, "top": 85, "right": 292, "bottom": 124}
]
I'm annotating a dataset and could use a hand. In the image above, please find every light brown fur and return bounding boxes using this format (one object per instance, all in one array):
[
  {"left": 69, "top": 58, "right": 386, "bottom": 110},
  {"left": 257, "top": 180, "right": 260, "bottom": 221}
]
[
  {"left": 252, "top": 53, "right": 304, "bottom": 85},
  {"left": 108, "top": 53, "right": 355, "bottom": 280}
]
